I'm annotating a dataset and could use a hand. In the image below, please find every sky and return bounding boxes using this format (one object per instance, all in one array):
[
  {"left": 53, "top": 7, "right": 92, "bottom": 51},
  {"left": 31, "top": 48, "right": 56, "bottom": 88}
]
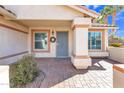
[{"left": 85, "top": 5, "right": 124, "bottom": 38}]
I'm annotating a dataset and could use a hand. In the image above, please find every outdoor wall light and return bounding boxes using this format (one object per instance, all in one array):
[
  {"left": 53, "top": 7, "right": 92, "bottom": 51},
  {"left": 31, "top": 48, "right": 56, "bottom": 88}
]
[{"left": 52, "top": 31, "right": 54, "bottom": 35}]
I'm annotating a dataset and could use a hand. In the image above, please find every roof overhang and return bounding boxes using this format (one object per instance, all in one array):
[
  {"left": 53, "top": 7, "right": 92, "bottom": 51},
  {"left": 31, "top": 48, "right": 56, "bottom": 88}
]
[
  {"left": 90, "top": 27, "right": 119, "bottom": 30},
  {"left": 90, "top": 23, "right": 119, "bottom": 30},
  {"left": 0, "top": 5, "right": 99, "bottom": 20},
  {"left": 0, "top": 6, "right": 16, "bottom": 19},
  {"left": 67, "top": 5, "right": 100, "bottom": 18}
]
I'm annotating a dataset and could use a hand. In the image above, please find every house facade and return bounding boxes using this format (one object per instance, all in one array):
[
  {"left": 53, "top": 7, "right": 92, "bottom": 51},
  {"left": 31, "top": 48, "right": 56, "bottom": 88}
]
[{"left": 0, "top": 5, "right": 117, "bottom": 69}]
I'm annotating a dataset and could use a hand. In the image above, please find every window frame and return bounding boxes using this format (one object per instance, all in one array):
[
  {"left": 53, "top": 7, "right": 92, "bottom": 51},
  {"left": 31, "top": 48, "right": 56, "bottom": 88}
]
[
  {"left": 31, "top": 29, "right": 50, "bottom": 52},
  {"left": 88, "top": 31, "right": 102, "bottom": 51}
]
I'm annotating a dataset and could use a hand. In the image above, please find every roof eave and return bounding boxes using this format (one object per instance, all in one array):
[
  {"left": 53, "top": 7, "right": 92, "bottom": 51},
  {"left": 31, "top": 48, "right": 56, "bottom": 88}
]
[
  {"left": 90, "top": 26, "right": 119, "bottom": 30},
  {"left": 67, "top": 5, "right": 100, "bottom": 18},
  {"left": 0, "top": 7, "right": 16, "bottom": 19}
]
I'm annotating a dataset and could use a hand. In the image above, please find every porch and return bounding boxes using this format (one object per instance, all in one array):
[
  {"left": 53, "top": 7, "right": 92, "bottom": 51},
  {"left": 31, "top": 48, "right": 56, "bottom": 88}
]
[
  {"left": 0, "top": 18, "right": 114, "bottom": 69},
  {"left": 25, "top": 58, "right": 120, "bottom": 88}
]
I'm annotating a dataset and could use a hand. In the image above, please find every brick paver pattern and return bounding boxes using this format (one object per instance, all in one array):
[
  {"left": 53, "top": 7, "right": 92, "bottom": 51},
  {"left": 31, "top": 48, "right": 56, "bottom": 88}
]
[{"left": 26, "top": 58, "right": 120, "bottom": 88}]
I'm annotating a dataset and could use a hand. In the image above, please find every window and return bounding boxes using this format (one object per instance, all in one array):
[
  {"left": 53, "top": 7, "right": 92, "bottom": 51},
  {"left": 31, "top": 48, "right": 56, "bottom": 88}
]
[
  {"left": 88, "top": 32, "right": 102, "bottom": 50},
  {"left": 34, "top": 32, "right": 48, "bottom": 51}
]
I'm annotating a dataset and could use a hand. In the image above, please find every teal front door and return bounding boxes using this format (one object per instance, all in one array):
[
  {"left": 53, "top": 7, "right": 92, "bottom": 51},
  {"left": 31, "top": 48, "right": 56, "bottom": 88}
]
[{"left": 56, "top": 32, "right": 68, "bottom": 58}]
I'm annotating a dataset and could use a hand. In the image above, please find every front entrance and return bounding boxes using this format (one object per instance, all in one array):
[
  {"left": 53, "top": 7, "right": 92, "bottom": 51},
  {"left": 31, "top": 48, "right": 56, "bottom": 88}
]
[{"left": 56, "top": 32, "right": 68, "bottom": 58}]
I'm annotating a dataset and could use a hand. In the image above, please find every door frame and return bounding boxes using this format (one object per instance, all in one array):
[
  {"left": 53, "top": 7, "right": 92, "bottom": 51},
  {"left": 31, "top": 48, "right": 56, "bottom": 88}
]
[{"left": 56, "top": 31, "right": 69, "bottom": 58}]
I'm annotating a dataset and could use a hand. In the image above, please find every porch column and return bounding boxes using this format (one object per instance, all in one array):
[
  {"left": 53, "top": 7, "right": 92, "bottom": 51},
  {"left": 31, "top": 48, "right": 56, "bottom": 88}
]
[{"left": 71, "top": 18, "right": 91, "bottom": 69}]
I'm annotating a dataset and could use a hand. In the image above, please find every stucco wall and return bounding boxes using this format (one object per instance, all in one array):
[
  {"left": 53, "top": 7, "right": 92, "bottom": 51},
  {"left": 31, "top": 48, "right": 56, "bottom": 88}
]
[
  {"left": 88, "top": 51, "right": 109, "bottom": 57},
  {"left": 4, "top": 5, "right": 84, "bottom": 20},
  {"left": 29, "top": 26, "right": 72, "bottom": 58},
  {"left": 108, "top": 47, "right": 124, "bottom": 63},
  {"left": 0, "top": 26, "right": 28, "bottom": 64},
  {"left": 105, "top": 30, "right": 108, "bottom": 50},
  {"left": 113, "top": 69, "right": 124, "bottom": 88},
  {"left": 0, "top": 19, "right": 28, "bottom": 33},
  {"left": 73, "top": 28, "right": 89, "bottom": 56},
  {"left": 0, "top": 66, "right": 9, "bottom": 88}
]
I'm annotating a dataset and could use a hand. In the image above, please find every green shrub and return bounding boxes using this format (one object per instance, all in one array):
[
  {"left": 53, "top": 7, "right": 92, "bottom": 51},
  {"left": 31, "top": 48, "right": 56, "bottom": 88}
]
[
  {"left": 10, "top": 54, "right": 39, "bottom": 88},
  {"left": 110, "top": 43, "right": 122, "bottom": 47}
]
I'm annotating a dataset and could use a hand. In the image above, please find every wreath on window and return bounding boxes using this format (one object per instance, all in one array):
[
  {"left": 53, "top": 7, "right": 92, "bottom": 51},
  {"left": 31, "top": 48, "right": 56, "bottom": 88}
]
[{"left": 50, "top": 37, "right": 56, "bottom": 43}]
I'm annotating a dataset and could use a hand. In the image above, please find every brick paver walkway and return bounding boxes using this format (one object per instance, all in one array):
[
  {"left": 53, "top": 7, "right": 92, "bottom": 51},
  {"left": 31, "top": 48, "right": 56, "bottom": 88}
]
[{"left": 26, "top": 58, "right": 120, "bottom": 88}]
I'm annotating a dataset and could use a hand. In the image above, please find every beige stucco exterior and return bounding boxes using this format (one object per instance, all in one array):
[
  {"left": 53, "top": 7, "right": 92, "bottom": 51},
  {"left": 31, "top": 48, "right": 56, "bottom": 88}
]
[
  {"left": 113, "top": 64, "right": 124, "bottom": 88},
  {"left": 0, "top": 5, "right": 111, "bottom": 69},
  {"left": 4, "top": 5, "right": 84, "bottom": 20},
  {"left": 0, "top": 66, "right": 9, "bottom": 88},
  {"left": 0, "top": 19, "right": 28, "bottom": 64},
  {"left": 108, "top": 47, "right": 124, "bottom": 64},
  {"left": 71, "top": 18, "right": 92, "bottom": 69}
]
